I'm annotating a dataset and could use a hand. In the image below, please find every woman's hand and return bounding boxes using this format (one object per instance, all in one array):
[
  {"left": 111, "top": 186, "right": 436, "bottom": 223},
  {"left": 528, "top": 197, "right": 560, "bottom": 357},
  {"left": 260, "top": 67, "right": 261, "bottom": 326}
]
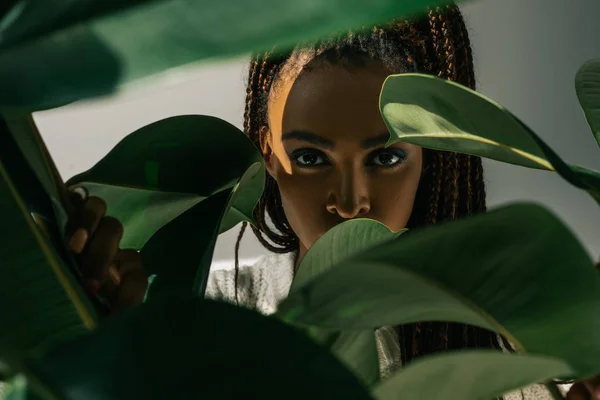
[
  {"left": 65, "top": 188, "right": 147, "bottom": 315},
  {"left": 567, "top": 376, "right": 600, "bottom": 400}
]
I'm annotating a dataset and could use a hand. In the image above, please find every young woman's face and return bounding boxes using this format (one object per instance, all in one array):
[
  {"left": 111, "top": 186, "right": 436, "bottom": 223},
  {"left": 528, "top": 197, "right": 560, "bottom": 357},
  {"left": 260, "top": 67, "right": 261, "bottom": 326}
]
[{"left": 265, "top": 62, "right": 423, "bottom": 254}]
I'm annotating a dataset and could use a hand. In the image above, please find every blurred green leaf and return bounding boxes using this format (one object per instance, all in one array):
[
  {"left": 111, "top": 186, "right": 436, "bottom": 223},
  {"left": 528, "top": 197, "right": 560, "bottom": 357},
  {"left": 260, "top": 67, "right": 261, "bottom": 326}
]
[
  {"left": 28, "top": 298, "right": 373, "bottom": 400},
  {"left": 278, "top": 203, "right": 600, "bottom": 379},
  {"left": 3, "top": 117, "right": 60, "bottom": 203},
  {"left": 0, "top": 1, "right": 150, "bottom": 49},
  {"left": 0, "top": 0, "right": 449, "bottom": 111},
  {"left": 2, "top": 375, "right": 27, "bottom": 400},
  {"left": 0, "top": 122, "right": 96, "bottom": 377},
  {"left": 289, "top": 219, "right": 403, "bottom": 386},
  {"left": 2, "top": 116, "right": 75, "bottom": 246},
  {"left": 576, "top": 59, "right": 600, "bottom": 147},
  {"left": 372, "top": 351, "right": 573, "bottom": 400},
  {"left": 380, "top": 73, "right": 600, "bottom": 204},
  {"left": 2, "top": 374, "right": 56, "bottom": 400}
]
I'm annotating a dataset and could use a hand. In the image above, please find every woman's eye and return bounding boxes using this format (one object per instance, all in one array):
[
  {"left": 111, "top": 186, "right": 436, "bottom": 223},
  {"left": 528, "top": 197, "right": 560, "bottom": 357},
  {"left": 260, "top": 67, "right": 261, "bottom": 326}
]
[
  {"left": 291, "top": 151, "right": 328, "bottom": 167},
  {"left": 369, "top": 149, "right": 407, "bottom": 167},
  {"left": 373, "top": 153, "right": 400, "bottom": 166}
]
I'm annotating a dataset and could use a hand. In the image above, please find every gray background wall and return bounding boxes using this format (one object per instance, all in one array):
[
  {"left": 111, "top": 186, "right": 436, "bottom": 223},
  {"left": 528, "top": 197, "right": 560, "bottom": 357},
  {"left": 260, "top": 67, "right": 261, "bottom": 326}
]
[{"left": 34, "top": 0, "right": 600, "bottom": 268}]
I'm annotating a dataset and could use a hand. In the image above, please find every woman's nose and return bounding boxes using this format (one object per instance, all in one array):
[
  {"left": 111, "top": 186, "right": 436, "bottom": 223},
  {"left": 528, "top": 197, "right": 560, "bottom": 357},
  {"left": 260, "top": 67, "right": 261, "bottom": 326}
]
[{"left": 326, "top": 168, "right": 371, "bottom": 219}]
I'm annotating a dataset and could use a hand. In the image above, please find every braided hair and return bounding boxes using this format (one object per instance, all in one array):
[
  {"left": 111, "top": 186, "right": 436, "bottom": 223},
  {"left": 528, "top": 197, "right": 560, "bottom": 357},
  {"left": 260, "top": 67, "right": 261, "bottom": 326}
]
[{"left": 235, "top": 4, "right": 500, "bottom": 364}]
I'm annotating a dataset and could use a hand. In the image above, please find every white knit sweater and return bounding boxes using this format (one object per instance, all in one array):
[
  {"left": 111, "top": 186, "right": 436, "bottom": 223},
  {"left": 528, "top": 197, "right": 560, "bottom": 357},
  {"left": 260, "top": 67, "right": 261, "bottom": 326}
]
[{"left": 205, "top": 252, "right": 564, "bottom": 399}]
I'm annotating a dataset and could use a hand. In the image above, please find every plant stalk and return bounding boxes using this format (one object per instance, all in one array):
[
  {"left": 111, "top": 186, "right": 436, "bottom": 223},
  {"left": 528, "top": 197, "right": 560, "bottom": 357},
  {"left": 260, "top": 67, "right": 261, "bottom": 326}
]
[{"left": 544, "top": 381, "right": 565, "bottom": 400}]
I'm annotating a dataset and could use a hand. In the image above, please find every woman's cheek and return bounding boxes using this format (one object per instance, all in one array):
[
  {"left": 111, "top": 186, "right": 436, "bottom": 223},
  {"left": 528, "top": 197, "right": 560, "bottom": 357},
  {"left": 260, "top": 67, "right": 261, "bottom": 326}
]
[
  {"left": 276, "top": 174, "right": 328, "bottom": 245},
  {"left": 371, "top": 170, "right": 420, "bottom": 232}
]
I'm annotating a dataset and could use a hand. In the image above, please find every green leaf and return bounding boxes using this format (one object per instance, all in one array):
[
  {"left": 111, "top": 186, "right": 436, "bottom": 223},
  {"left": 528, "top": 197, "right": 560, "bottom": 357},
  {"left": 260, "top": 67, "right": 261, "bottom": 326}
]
[
  {"left": 576, "top": 59, "right": 600, "bottom": 147},
  {"left": 0, "top": 123, "right": 97, "bottom": 375},
  {"left": 3, "top": 375, "right": 32, "bottom": 400},
  {"left": 68, "top": 115, "right": 264, "bottom": 298},
  {"left": 2, "top": 374, "right": 58, "bottom": 400},
  {"left": 379, "top": 73, "right": 600, "bottom": 204},
  {"left": 0, "top": 1, "right": 154, "bottom": 49},
  {"left": 278, "top": 203, "right": 600, "bottom": 378},
  {"left": 291, "top": 219, "right": 404, "bottom": 291},
  {"left": 68, "top": 115, "right": 264, "bottom": 250},
  {"left": 27, "top": 298, "right": 373, "bottom": 400},
  {"left": 141, "top": 189, "right": 232, "bottom": 299},
  {"left": 372, "top": 351, "right": 573, "bottom": 400},
  {"left": 3, "top": 116, "right": 60, "bottom": 204},
  {"left": 329, "top": 329, "right": 380, "bottom": 387},
  {"left": 143, "top": 163, "right": 264, "bottom": 299},
  {"left": 219, "top": 162, "right": 265, "bottom": 234},
  {"left": 288, "top": 220, "right": 403, "bottom": 387},
  {"left": 1, "top": 0, "right": 447, "bottom": 111}
]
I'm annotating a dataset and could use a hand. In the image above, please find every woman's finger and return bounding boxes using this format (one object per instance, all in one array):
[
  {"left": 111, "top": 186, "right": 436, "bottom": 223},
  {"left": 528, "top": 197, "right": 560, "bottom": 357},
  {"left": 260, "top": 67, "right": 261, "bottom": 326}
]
[
  {"left": 79, "top": 196, "right": 107, "bottom": 235},
  {"left": 114, "top": 249, "right": 143, "bottom": 273},
  {"left": 80, "top": 216, "right": 123, "bottom": 279},
  {"left": 567, "top": 382, "right": 591, "bottom": 400},
  {"left": 67, "top": 196, "right": 107, "bottom": 254},
  {"left": 110, "top": 249, "right": 147, "bottom": 314},
  {"left": 67, "top": 185, "right": 88, "bottom": 208},
  {"left": 584, "top": 375, "right": 600, "bottom": 400}
]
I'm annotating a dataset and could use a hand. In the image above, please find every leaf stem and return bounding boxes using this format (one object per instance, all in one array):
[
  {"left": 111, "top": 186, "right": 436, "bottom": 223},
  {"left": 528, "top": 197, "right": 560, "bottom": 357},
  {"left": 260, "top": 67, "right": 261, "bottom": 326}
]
[{"left": 544, "top": 381, "right": 565, "bottom": 400}]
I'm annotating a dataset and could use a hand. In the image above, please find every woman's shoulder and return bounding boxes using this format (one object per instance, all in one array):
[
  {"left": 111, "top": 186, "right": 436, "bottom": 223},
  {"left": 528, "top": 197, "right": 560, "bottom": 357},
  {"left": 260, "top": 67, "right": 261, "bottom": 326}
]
[{"left": 204, "top": 252, "right": 296, "bottom": 315}]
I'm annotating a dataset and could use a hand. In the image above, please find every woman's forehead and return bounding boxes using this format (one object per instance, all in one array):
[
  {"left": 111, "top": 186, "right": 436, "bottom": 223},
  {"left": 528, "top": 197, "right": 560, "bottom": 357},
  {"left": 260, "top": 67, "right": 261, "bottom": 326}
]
[{"left": 268, "top": 64, "right": 391, "bottom": 143}]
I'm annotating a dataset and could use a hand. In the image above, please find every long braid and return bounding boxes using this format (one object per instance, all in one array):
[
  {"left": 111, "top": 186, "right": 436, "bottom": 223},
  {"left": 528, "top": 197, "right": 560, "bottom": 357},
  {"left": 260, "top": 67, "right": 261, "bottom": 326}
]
[
  {"left": 425, "top": 150, "right": 443, "bottom": 225},
  {"left": 442, "top": 152, "right": 460, "bottom": 221},
  {"left": 234, "top": 221, "right": 248, "bottom": 305},
  {"left": 403, "top": 4, "right": 463, "bottom": 363},
  {"left": 234, "top": 57, "right": 263, "bottom": 300},
  {"left": 244, "top": 58, "right": 261, "bottom": 137},
  {"left": 459, "top": 154, "right": 473, "bottom": 217},
  {"left": 241, "top": 51, "right": 299, "bottom": 254},
  {"left": 235, "top": 2, "right": 497, "bottom": 366},
  {"left": 417, "top": 3, "right": 498, "bottom": 361},
  {"left": 449, "top": 4, "right": 476, "bottom": 90},
  {"left": 235, "top": 54, "right": 294, "bottom": 284},
  {"left": 473, "top": 156, "right": 486, "bottom": 212}
]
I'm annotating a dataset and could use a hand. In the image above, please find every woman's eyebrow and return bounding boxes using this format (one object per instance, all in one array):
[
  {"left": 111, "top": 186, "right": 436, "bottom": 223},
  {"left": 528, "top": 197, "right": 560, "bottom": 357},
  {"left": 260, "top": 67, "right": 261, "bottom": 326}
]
[
  {"left": 282, "top": 130, "right": 334, "bottom": 149},
  {"left": 361, "top": 132, "right": 390, "bottom": 149}
]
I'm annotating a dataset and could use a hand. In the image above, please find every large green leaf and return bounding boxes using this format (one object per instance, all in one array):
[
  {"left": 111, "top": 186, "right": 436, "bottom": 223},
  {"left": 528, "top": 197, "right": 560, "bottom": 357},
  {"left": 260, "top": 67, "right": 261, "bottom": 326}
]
[
  {"left": 372, "top": 351, "right": 573, "bottom": 400},
  {"left": 576, "top": 59, "right": 600, "bottom": 147},
  {"left": 278, "top": 203, "right": 600, "bottom": 378},
  {"left": 68, "top": 115, "right": 264, "bottom": 249},
  {"left": 25, "top": 298, "right": 372, "bottom": 400},
  {"left": 0, "top": 122, "right": 97, "bottom": 378},
  {"left": 379, "top": 73, "right": 600, "bottom": 204},
  {"left": 1, "top": 0, "right": 448, "bottom": 111},
  {"left": 289, "top": 220, "right": 403, "bottom": 387},
  {"left": 68, "top": 115, "right": 264, "bottom": 298}
]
